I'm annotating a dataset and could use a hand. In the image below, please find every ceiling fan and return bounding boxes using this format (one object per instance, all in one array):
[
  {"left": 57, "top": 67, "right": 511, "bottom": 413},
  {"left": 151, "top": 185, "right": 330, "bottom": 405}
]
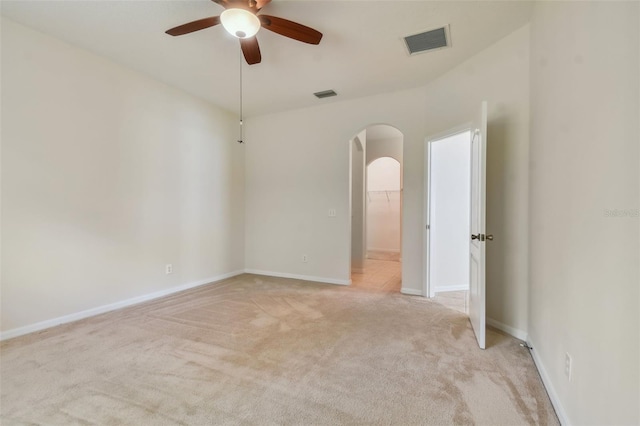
[{"left": 165, "top": 0, "right": 323, "bottom": 65}]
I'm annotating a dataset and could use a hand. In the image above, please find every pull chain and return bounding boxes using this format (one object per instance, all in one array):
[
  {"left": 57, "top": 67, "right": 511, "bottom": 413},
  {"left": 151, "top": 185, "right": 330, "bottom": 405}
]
[{"left": 237, "top": 51, "right": 244, "bottom": 144}]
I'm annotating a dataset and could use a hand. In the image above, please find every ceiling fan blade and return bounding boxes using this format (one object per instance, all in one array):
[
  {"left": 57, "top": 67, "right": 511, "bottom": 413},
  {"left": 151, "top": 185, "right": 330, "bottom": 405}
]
[
  {"left": 166, "top": 16, "right": 221, "bottom": 36},
  {"left": 258, "top": 15, "right": 322, "bottom": 45},
  {"left": 240, "top": 37, "right": 262, "bottom": 65}
]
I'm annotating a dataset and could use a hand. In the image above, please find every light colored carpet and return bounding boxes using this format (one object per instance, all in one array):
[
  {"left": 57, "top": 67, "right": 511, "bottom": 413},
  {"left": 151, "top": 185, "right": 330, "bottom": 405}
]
[
  {"left": 1, "top": 274, "right": 558, "bottom": 425},
  {"left": 434, "top": 290, "right": 468, "bottom": 314}
]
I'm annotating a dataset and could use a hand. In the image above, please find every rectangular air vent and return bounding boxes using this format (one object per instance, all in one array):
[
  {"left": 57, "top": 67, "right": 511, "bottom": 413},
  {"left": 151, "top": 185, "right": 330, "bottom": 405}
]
[
  {"left": 404, "top": 25, "right": 450, "bottom": 55},
  {"left": 314, "top": 89, "right": 337, "bottom": 99}
]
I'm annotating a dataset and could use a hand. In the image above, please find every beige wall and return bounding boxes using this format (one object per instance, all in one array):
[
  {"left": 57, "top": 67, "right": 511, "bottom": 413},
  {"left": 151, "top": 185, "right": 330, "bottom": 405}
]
[
  {"left": 366, "top": 136, "right": 403, "bottom": 165},
  {"left": 528, "top": 2, "right": 639, "bottom": 424},
  {"left": 1, "top": 19, "right": 245, "bottom": 334},
  {"left": 245, "top": 25, "right": 531, "bottom": 333}
]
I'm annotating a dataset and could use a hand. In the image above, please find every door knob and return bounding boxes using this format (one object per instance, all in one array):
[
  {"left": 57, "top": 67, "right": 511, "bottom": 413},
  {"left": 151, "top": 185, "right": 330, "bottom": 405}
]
[{"left": 471, "top": 234, "right": 493, "bottom": 241}]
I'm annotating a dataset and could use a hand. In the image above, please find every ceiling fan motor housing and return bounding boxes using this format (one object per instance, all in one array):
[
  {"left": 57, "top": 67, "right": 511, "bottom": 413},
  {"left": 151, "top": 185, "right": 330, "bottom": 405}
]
[{"left": 165, "top": 0, "right": 323, "bottom": 65}]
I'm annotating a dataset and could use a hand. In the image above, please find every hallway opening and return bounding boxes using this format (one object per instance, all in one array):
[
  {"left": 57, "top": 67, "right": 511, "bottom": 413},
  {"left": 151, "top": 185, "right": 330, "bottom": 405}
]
[{"left": 349, "top": 124, "right": 403, "bottom": 292}]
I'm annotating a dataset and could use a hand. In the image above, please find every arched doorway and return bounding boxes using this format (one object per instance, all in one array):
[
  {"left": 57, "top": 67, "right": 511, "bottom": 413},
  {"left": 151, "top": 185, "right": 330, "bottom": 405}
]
[
  {"left": 366, "top": 157, "right": 401, "bottom": 261},
  {"left": 349, "top": 124, "right": 403, "bottom": 292}
]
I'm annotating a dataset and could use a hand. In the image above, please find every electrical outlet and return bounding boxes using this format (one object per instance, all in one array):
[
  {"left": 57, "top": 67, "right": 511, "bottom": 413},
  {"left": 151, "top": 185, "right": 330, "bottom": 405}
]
[
  {"left": 165, "top": 264, "right": 173, "bottom": 275},
  {"left": 328, "top": 209, "right": 336, "bottom": 217},
  {"left": 565, "top": 353, "right": 572, "bottom": 380},
  {"left": 302, "top": 254, "right": 308, "bottom": 263}
]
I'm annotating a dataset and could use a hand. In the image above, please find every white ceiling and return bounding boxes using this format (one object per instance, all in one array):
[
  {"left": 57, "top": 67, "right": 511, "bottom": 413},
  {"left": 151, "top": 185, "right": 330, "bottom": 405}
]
[{"left": 1, "top": 0, "right": 532, "bottom": 117}]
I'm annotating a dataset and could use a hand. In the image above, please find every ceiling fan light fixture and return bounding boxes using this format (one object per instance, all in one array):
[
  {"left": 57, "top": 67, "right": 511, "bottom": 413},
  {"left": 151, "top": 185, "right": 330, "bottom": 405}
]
[{"left": 220, "top": 9, "right": 261, "bottom": 39}]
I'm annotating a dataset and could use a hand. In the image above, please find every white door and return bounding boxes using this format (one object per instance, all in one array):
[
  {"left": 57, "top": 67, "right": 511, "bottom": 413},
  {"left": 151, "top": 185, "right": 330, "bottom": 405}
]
[{"left": 469, "top": 101, "right": 488, "bottom": 349}]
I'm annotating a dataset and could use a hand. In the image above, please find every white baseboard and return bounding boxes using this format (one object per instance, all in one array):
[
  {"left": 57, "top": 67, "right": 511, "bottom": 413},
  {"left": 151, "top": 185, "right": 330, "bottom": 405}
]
[
  {"left": 527, "top": 337, "right": 570, "bottom": 426},
  {"left": 400, "top": 287, "right": 423, "bottom": 296},
  {"left": 434, "top": 284, "right": 469, "bottom": 293},
  {"left": 244, "top": 269, "right": 350, "bottom": 286},
  {"left": 486, "top": 317, "right": 528, "bottom": 342},
  {"left": 0, "top": 270, "right": 245, "bottom": 341}
]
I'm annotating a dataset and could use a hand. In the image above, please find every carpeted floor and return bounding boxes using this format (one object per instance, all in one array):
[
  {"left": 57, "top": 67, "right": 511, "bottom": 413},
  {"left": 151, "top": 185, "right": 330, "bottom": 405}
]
[
  {"left": 0, "top": 274, "right": 558, "bottom": 425},
  {"left": 434, "top": 290, "right": 468, "bottom": 314}
]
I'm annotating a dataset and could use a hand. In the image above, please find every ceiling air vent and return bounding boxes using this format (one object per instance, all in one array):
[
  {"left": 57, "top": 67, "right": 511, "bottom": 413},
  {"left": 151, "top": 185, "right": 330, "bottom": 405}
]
[
  {"left": 314, "top": 89, "right": 337, "bottom": 99},
  {"left": 404, "top": 25, "right": 450, "bottom": 55}
]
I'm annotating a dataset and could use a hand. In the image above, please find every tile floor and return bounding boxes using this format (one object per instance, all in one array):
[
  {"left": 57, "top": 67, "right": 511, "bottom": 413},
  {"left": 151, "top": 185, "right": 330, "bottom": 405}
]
[
  {"left": 365, "top": 250, "right": 401, "bottom": 262},
  {"left": 350, "top": 252, "right": 467, "bottom": 314},
  {"left": 350, "top": 252, "right": 401, "bottom": 293},
  {"left": 351, "top": 259, "right": 402, "bottom": 293}
]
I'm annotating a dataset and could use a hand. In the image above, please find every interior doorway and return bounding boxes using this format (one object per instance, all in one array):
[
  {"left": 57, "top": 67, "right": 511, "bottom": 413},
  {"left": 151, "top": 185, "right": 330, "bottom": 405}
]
[
  {"left": 349, "top": 124, "right": 403, "bottom": 292},
  {"left": 425, "top": 130, "right": 471, "bottom": 312},
  {"left": 367, "top": 157, "right": 401, "bottom": 262}
]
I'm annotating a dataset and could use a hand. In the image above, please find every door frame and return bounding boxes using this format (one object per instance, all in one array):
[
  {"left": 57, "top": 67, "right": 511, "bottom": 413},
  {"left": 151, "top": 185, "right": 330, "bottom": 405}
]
[{"left": 423, "top": 123, "right": 472, "bottom": 299}]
